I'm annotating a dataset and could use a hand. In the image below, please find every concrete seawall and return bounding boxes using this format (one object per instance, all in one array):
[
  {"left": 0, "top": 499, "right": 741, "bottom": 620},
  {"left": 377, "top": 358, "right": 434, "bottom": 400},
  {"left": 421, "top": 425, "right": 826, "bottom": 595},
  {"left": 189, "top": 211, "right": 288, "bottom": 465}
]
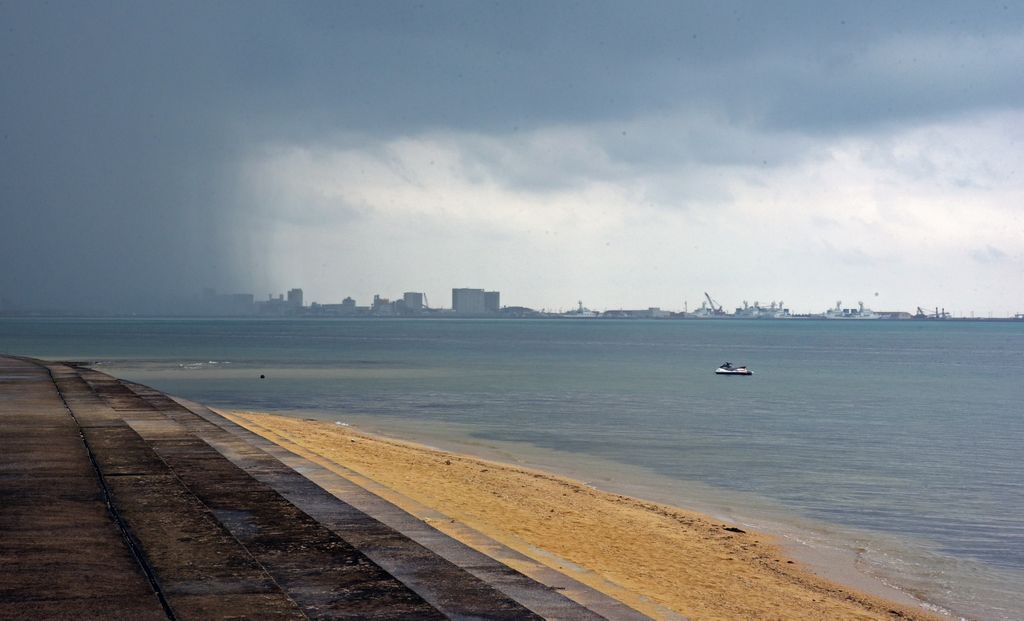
[{"left": 0, "top": 356, "right": 650, "bottom": 620}]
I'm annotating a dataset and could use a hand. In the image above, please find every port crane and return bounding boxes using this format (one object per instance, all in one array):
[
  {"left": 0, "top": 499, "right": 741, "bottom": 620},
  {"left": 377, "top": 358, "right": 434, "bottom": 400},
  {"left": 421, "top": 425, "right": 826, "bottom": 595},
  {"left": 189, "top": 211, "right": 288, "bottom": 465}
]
[
  {"left": 704, "top": 292, "right": 726, "bottom": 316},
  {"left": 915, "top": 306, "right": 950, "bottom": 319},
  {"left": 917, "top": 307, "right": 946, "bottom": 321}
]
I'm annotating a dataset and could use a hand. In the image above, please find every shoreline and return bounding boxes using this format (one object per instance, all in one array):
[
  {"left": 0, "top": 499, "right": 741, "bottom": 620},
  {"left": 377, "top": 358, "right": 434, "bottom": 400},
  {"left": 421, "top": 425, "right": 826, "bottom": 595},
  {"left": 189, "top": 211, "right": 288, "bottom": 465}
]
[
  {"left": 257, "top": 409, "right": 948, "bottom": 614},
  {"left": 220, "top": 408, "right": 947, "bottom": 621}
]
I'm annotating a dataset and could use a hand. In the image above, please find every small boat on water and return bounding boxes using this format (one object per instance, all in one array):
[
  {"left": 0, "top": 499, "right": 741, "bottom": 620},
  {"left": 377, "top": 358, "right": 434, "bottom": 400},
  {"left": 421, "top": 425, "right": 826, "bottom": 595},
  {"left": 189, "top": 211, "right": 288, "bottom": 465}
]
[{"left": 715, "top": 362, "right": 753, "bottom": 376}]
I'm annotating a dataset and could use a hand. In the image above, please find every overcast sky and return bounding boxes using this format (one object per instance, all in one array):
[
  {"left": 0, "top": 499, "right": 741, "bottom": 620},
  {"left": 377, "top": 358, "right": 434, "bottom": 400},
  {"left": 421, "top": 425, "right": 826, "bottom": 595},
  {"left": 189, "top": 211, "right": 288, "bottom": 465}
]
[{"left": 2, "top": 1, "right": 1023, "bottom": 314}]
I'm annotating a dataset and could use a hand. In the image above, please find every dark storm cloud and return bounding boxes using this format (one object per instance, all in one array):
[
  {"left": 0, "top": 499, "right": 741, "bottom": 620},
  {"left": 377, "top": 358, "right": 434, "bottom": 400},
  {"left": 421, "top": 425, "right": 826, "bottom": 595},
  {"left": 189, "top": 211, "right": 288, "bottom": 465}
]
[
  {"left": 1, "top": 2, "right": 248, "bottom": 311},
  {"left": 2, "top": 1, "right": 1021, "bottom": 310},
  {"left": 240, "top": 0, "right": 1024, "bottom": 137}
]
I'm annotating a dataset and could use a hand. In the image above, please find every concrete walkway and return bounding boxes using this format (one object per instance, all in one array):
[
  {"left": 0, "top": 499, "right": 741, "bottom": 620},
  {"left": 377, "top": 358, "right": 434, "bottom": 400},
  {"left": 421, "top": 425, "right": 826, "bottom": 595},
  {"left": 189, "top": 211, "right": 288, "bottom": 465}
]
[{"left": 0, "top": 356, "right": 651, "bottom": 620}]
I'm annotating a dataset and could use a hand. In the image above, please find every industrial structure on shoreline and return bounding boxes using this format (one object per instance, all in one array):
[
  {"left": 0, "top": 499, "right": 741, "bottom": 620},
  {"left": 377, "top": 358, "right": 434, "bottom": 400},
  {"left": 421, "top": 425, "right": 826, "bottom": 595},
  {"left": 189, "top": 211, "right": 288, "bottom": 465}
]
[{"left": 180, "top": 287, "right": 1023, "bottom": 321}]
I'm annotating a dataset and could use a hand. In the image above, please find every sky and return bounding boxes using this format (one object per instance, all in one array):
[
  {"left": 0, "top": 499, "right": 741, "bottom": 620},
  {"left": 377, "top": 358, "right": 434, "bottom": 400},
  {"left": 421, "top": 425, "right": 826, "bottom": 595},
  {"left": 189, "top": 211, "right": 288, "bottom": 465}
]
[{"left": 2, "top": 1, "right": 1023, "bottom": 315}]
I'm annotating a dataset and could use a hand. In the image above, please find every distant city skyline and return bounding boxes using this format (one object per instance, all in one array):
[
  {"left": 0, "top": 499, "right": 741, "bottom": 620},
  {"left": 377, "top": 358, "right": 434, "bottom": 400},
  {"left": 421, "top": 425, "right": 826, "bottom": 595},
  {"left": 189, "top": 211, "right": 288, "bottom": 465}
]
[
  {"left": 1, "top": 281, "right": 1015, "bottom": 318},
  {"left": 179, "top": 285, "right": 1007, "bottom": 320},
  {"left": 3, "top": 3, "right": 1023, "bottom": 316},
  {"left": 0, "top": 276, "right": 1016, "bottom": 318}
]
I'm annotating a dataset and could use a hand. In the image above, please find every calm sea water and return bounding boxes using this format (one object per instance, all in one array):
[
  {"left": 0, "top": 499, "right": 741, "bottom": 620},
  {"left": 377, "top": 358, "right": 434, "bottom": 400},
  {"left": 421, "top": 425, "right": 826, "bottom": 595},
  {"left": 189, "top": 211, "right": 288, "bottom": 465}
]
[{"left": 2, "top": 318, "right": 1022, "bottom": 620}]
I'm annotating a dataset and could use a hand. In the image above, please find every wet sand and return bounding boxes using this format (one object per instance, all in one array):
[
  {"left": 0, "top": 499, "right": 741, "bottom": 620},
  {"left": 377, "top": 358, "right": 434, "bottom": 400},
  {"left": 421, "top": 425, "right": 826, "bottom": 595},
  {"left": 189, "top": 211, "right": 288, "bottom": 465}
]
[{"left": 222, "top": 409, "right": 947, "bottom": 621}]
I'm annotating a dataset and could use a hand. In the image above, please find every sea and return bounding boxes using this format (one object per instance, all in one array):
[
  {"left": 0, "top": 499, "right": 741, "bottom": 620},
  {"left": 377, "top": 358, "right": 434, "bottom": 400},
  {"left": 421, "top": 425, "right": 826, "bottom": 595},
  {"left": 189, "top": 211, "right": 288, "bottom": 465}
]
[{"left": 2, "top": 317, "right": 1022, "bottom": 620}]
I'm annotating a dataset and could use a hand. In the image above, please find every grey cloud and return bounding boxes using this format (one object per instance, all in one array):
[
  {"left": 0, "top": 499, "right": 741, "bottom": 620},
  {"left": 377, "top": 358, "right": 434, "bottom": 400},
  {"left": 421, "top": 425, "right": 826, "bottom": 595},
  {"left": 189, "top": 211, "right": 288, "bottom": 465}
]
[
  {"left": 430, "top": 115, "right": 816, "bottom": 200},
  {"left": 279, "top": 1, "right": 1024, "bottom": 136},
  {"left": 94, "top": 1, "right": 1018, "bottom": 141},
  {"left": 1, "top": 3, "right": 249, "bottom": 311},
  {"left": 3, "top": 1, "right": 1023, "bottom": 310}
]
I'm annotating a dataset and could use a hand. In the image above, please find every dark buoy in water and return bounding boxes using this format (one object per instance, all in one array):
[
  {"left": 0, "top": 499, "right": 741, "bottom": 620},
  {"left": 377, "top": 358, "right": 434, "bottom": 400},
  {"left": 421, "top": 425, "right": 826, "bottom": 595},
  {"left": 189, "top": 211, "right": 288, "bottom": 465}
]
[{"left": 259, "top": 374, "right": 265, "bottom": 379}]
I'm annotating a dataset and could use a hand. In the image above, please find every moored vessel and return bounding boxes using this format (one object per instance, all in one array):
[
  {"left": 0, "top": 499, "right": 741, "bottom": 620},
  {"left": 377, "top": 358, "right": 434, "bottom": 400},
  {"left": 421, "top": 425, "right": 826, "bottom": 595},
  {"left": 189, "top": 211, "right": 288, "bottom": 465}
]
[
  {"left": 824, "top": 301, "right": 879, "bottom": 320},
  {"left": 560, "top": 301, "right": 600, "bottom": 319}
]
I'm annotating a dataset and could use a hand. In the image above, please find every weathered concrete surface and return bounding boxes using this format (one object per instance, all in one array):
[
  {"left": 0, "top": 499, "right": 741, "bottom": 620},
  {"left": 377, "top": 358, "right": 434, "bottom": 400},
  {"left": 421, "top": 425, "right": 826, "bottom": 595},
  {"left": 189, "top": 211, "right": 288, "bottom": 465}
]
[
  {"left": 165, "top": 395, "right": 656, "bottom": 621},
  {"left": 1, "top": 356, "right": 645, "bottom": 620},
  {"left": 0, "top": 357, "right": 168, "bottom": 620},
  {"left": 129, "top": 387, "right": 642, "bottom": 621}
]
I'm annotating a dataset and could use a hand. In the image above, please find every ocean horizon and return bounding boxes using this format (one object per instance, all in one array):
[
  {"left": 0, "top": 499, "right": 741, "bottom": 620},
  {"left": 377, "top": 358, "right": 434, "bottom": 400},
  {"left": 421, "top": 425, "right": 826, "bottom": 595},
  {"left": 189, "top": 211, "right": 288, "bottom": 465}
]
[{"left": 3, "top": 317, "right": 1022, "bottom": 620}]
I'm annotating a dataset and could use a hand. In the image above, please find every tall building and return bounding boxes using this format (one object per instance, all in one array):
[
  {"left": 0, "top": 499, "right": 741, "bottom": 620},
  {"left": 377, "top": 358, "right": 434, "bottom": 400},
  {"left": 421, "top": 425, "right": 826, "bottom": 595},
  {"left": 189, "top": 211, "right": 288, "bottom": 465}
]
[
  {"left": 484, "top": 291, "right": 500, "bottom": 313},
  {"left": 287, "top": 288, "right": 303, "bottom": 308},
  {"left": 452, "top": 288, "right": 485, "bottom": 314},
  {"left": 452, "top": 288, "right": 499, "bottom": 315},
  {"left": 403, "top": 292, "right": 424, "bottom": 312}
]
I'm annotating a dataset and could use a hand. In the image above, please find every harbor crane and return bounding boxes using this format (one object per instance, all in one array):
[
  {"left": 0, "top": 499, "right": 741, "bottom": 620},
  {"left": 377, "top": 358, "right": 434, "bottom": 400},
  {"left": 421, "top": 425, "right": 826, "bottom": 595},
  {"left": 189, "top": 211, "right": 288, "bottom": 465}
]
[
  {"left": 915, "top": 306, "right": 950, "bottom": 319},
  {"left": 704, "top": 292, "right": 726, "bottom": 316}
]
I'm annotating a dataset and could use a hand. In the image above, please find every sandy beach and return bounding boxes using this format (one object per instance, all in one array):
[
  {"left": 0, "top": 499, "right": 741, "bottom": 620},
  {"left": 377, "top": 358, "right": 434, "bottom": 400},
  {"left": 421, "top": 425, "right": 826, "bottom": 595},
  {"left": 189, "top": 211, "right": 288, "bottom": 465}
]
[{"left": 221, "top": 409, "right": 946, "bottom": 621}]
